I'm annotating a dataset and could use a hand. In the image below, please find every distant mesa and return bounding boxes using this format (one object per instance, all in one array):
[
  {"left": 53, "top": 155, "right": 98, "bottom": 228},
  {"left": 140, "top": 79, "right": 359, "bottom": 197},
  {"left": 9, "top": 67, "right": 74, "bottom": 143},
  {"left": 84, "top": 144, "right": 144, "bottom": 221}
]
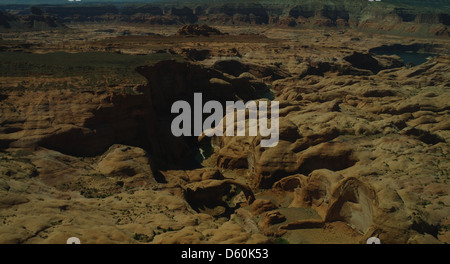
[
  {"left": 1, "top": 1, "right": 448, "bottom": 37},
  {"left": 0, "top": 10, "right": 13, "bottom": 29},
  {"left": 176, "top": 24, "right": 224, "bottom": 37},
  {"left": 0, "top": 8, "right": 65, "bottom": 32}
]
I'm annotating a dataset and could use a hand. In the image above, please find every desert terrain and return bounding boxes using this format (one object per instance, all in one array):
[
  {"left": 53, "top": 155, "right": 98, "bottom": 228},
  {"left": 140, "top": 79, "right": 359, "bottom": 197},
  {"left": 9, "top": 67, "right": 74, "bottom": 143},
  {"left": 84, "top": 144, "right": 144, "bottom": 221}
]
[{"left": 0, "top": 0, "right": 449, "bottom": 244}]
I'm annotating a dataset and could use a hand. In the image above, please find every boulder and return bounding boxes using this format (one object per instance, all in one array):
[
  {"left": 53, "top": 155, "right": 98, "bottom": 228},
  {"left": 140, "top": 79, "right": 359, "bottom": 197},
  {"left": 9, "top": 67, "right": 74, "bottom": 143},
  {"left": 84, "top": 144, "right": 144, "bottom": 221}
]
[
  {"left": 176, "top": 24, "right": 222, "bottom": 37},
  {"left": 250, "top": 199, "right": 278, "bottom": 216},
  {"left": 97, "top": 144, "right": 156, "bottom": 182},
  {"left": 183, "top": 179, "right": 255, "bottom": 217},
  {"left": 297, "top": 142, "right": 358, "bottom": 175},
  {"left": 258, "top": 211, "right": 286, "bottom": 230}
]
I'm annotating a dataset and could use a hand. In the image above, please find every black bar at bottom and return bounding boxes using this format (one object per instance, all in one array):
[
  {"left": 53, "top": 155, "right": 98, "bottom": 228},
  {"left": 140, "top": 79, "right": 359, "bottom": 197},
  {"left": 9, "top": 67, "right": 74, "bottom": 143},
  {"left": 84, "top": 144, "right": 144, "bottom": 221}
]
[{"left": 0, "top": 244, "right": 446, "bottom": 263}]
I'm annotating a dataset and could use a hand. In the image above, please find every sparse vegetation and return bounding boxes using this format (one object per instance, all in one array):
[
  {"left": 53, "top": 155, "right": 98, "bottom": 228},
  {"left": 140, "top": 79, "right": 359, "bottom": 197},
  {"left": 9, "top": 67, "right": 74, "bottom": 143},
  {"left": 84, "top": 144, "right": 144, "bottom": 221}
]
[
  {"left": 80, "top": 187, "right": 111, "bottom": 199},
  {"left": 274, "top": 237, "right": 290, "bottom": 244},
  {"left": 419, "top": 199, "right": 432, "bottom": 207},
  {"left": 157, "top": 226, "right": 175, "bottom": 232},
  {"left": 50, "top": 219, "right": 63, "bottom": 226},
  {"left": 133, "top": 233, "right": 154, "bottom": 243},
  {"left": 0, "top": 52, "right": 185, "bottom": 92}
]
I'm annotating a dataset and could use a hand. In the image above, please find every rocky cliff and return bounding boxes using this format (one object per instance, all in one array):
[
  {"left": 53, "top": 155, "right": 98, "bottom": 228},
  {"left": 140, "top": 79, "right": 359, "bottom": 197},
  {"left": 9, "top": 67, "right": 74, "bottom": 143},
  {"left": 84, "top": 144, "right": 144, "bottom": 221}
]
[
  {"left": 0, "top": 8, "right": 64, "bottom": 32},
  {"left": 1, "top": 0, "right": 448, "bottom": 37},
  {"left": 0, "top": 60, "right": 266, "bottom": 170}
]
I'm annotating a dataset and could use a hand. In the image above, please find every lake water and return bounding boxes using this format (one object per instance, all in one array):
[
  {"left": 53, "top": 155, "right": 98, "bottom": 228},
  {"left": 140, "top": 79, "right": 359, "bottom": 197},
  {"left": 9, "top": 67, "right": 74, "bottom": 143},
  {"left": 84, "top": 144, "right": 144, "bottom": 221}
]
[{"left": 373, "top": 50, "right": 437, "bottom": 66}]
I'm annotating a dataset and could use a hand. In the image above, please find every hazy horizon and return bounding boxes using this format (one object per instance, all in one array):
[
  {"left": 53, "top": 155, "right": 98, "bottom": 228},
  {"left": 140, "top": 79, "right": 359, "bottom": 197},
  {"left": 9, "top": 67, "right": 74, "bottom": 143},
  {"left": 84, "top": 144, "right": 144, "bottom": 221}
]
[
  {"left": 0, "top": 0, "right": 158, "bottom": 4},
  {"left": 0, "top": 0, "right": 448, "bottom": 6}
]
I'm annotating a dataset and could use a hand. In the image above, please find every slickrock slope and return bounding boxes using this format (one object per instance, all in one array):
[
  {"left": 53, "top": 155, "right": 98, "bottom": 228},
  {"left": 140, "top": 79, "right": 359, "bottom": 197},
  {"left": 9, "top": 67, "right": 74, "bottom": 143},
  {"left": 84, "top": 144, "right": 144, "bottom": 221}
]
[{"left": 210, "top": 54, "right": 450, "bottom": 244}]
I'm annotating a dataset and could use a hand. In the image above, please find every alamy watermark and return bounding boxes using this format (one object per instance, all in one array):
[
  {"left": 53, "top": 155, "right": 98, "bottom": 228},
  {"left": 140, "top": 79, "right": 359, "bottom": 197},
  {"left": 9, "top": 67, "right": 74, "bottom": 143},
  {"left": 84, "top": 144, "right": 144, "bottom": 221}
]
[{"left": 171, "top": 93, "right": 279, "bottom": 147}]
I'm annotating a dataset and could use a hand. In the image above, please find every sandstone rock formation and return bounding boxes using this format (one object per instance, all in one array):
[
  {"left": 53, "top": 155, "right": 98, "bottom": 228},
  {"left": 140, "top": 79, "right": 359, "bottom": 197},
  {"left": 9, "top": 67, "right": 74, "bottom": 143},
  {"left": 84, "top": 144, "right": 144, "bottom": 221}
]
[
  {"left": 183, "top": 179, "right": 255, "bottom": 217},
  {"left": 96, "top": 144, "right": 157, "bottom": 188},
  {"left": 0, "top": 1, "right": 449, "bottom": 244},
  {"left": 176, "top": 24, "right": 223, "bottom": 37},
  {"left": 0, "top": 8, "right": 64, "bottom": 32}
]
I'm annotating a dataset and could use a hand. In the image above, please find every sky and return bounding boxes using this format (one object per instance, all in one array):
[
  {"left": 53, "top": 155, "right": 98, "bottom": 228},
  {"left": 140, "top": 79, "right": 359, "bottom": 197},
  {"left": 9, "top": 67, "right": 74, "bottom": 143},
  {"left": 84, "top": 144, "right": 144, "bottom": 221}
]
[{"left": 0, "top": 0, "right": 159, "bottom": 4}]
